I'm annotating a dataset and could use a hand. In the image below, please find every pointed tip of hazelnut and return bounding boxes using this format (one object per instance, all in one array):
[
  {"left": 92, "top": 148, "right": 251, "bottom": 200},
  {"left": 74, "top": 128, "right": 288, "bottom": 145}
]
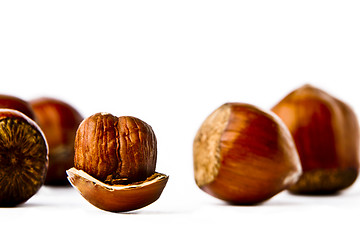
[
  {"left": 67, "top": 168, "right": 169, "bottom": 212},
  {"left": 295, "top": 84, "right": 323, "bottom": 95},
  {"left": 301, "top": 83, "right": 315, "bottom": 89}
]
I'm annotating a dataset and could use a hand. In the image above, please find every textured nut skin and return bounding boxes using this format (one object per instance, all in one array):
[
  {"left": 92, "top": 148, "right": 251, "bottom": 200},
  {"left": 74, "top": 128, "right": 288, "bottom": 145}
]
[
  {"left": 30, "top": 97, "right": 83, "bottom": 185},
  {"left": 193, "top": 103, "right": 301, "bottom": 204},
  {"left": 0, "top": 109, "right": 48, "bottom": 206},
  {"left": 0, "top": 94, "right": 35, "bottom": 120},
  {"left": 272, "top": 84, "right": 360, "bottom": 194},
  {"left": 74, "top": 113, "right": 157, "bottom": 184}
]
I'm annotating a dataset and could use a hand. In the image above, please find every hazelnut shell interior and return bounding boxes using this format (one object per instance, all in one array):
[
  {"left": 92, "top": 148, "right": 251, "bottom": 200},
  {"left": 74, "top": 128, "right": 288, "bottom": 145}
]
[{"left": 66, "top": 167, "right": 168, "bottom": 212}]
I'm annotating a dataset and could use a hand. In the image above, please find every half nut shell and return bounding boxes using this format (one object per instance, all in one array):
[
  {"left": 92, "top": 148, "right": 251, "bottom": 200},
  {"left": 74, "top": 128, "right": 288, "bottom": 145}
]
[{"left": 67, "top": 168, "right": 168, "bottom": 212}]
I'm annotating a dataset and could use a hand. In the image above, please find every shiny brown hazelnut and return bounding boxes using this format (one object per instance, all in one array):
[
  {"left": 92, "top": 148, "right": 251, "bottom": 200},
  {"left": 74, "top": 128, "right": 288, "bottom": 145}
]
[
  {"left": 193, "top": 103, "right": 301, "bottom": 204},
  {"left": 67, "top": 113, "right": 168, "bottom": 212},
  {"left": 0, "top": 94, "right": 35, "bottom": 120},
  {"left": 30, "top": 97, "right": 83, "bottom": 185},
  {"left": 0, "top": 109, "right": 48, "bottom": 206},
  {"left": 272, "top": 84, "right": 360, "bottom": 194}
]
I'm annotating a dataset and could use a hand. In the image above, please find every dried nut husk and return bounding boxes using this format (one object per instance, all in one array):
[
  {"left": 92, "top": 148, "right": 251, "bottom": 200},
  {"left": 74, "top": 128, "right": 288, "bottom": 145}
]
[
  {"left": 193, "top": 103, "right": 301, "bottom": 204},
  {"left": 67, "top": 168, "right": 168, "bottom": 212},
  {"left": 0, "top": 109, "right": 48, "bottom": 206},
  {"left": 272, "top": 84, "right": 360, "bottom": 194},
  {"left": 30, "top": 97, "right": 83, "bottom": 185},
  {"left": 68, "top": 113, "right": 168, "bottom": 212}
]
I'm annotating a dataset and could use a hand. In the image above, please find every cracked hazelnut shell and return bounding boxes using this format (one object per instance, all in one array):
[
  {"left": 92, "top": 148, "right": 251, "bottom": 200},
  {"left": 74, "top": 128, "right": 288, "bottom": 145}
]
[
  {"left": 0, "top": 109, "right": 48, "bottom": 206},
  {"left": 67, "top": 169, "right": 168, "bottom": 212},
  {"left": 67, "top": 113, "right": 168, "bottom": 212},
  {"left": 30, "top": 97, "right": 83, "bottom": 185},
  {"left": 272, "top": 84, "right": 360, "bottom": 194},
  {"left": 193, "top": 103, "right": 301, "bottom": 204}
]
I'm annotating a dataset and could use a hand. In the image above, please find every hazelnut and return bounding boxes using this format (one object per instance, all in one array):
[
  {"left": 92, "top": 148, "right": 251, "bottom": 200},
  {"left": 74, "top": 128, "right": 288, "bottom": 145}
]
[
  {"left": 193, "top": 103, "right": 301, "bottom": 204},
  {"left": 67, "top": 113, "right": 168, "bottom": 212},
  {"left": 0, "top": 109, "right": 48, "bottom": 206},
  {"left": 30, "top": 97, "right": 83, "bottom": 185},
  {"left": 0, "top": 94, "right": 35, "bottom": 120},
  {"left": 272, "top": 84, "right": 360, "bottom": 194}
]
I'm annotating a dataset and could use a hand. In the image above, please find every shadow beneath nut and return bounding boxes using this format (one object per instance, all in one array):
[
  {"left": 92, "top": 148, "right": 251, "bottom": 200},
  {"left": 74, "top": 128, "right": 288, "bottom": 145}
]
[
  {"left": 45, "top": 184, "right": 72, "bottom": 189},
  {"left": 210, "top": 199, "right": 305, "bottom": 208},
  {"left": 288, "top": 191, "right": 343, "bottom": 197},
  {"left": 19, "top": 202, "right": 49, "bottom": 208},
  {"left": 110, "top": 209, "right": 190, "bottom": 215},
  {"left": 0, "top": 202, "right": 47, "bottom": 209},
  {"left": 213, "top": 201, "right": 266, "bottom": 208}
]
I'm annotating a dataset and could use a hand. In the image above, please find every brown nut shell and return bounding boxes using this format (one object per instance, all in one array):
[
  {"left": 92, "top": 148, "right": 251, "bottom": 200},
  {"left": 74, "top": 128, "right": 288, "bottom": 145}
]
[
  {"left": 67, "top": 168, "right": 168, "bottom": 212},
  {"left": 0, "top": 109, "right": 48, "bottom": 206},
  {"left": 193, "top": 103, "right": 301, "bottom": 204},
  {"left": 30, "top": 97, "right": 83, "bottom": 185},
  {"left": 0, "top": 94, "right": 35, "bottom": 120},
  {"left": 272, "top": 84, "right": 360, "bottom": 194}
]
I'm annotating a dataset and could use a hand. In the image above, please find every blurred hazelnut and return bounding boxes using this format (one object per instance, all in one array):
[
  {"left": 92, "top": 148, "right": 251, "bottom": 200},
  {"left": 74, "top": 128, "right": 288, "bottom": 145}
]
[
  {"left": 272, "top": 84, "right": 360, "bottom": 194},
  {"left": 0, "top": 94, "right": 35, "bottom": 120},
  {"left": 30, "top": 97, "right": 83, "bottom": 185}
]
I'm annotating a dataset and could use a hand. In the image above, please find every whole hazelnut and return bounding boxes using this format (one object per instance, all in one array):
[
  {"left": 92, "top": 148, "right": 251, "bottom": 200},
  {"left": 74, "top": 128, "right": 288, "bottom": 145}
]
[
  {"left": 67, "top": 112, "right": 168, "bottom": 212},
  {"left": 30, "top": 97, "right": 83, "bottom": 185},
  {"left": 0, "top": 109, "right": 48, "bottom": 206},
  {"left": 193, "top": 103, "right": 301, "bottom": 204},
  {"left": 272, "top": 84, "right": 360, "bottom": 194},
  {"left": 0, "top": 94, "right": 35, "bottom": 120}
]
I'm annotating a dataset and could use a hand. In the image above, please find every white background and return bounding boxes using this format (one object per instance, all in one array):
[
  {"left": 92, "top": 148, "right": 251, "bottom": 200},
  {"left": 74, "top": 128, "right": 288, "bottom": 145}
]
[{"left": 1, "top": 1, "right": 360, "bottom": 239}]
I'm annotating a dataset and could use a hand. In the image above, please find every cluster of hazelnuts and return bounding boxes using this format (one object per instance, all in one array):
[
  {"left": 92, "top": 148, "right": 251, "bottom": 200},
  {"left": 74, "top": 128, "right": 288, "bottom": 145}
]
[
  {"left": 0, "top": 84, "right": 359, "bottom": 212},
  {"left": 0, "top": 95, "right": 167, "bottom": 212},
  {"left": 194, "top": 84, "right": 359, "bottom": 204}
]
